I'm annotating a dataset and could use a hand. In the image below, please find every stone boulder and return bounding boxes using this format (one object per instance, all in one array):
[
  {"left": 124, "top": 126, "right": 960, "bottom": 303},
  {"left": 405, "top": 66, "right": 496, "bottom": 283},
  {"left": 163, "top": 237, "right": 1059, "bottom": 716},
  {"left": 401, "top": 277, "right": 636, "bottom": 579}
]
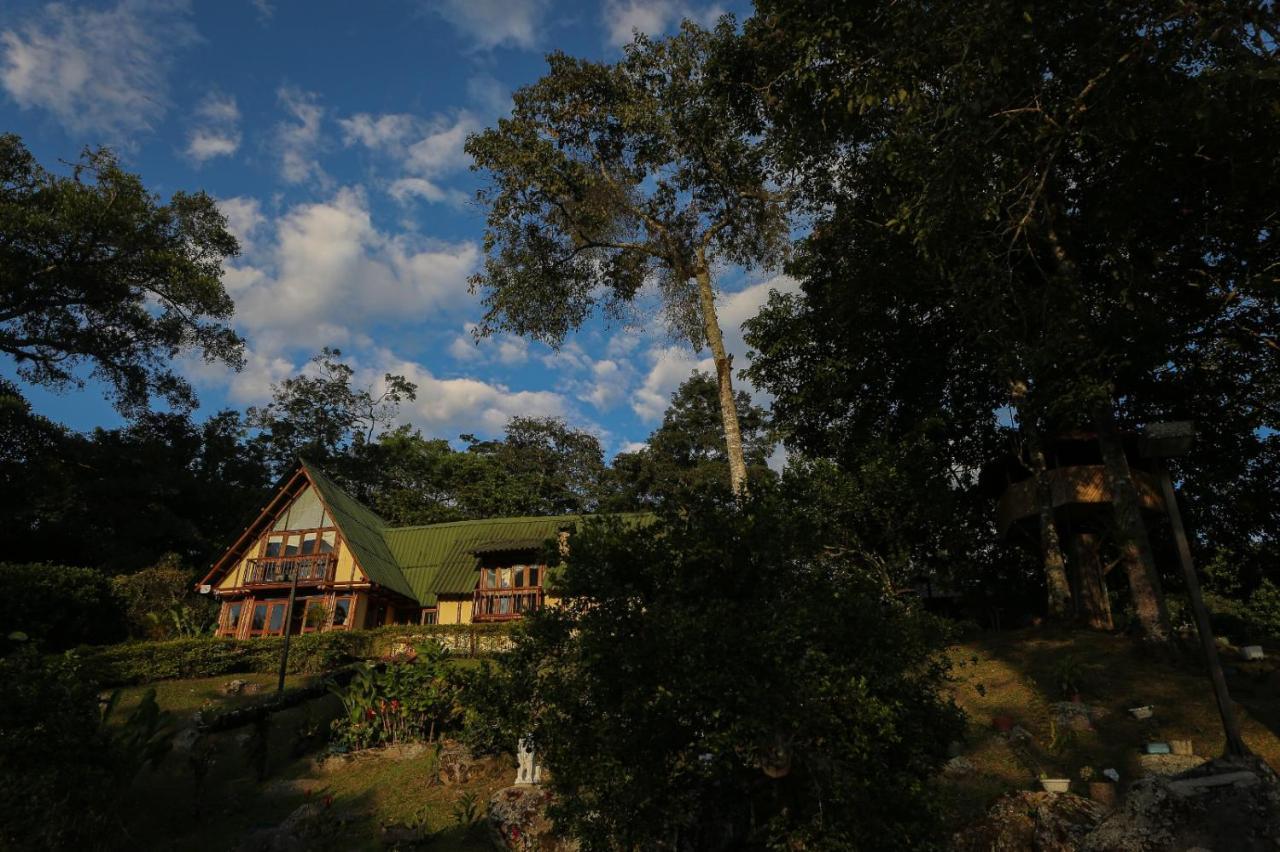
[
  {"left": 952, "top": 791, "right": 1107, "bottom": 852},
  {"left": 436, "top": 739, "right": 478, "bottom": 786},
  {"left": 487, "top": 786, "right": 578, "bottom": 852},
  {"left": 1083, "top": 755, "right": 1280, "bottom": 852}
]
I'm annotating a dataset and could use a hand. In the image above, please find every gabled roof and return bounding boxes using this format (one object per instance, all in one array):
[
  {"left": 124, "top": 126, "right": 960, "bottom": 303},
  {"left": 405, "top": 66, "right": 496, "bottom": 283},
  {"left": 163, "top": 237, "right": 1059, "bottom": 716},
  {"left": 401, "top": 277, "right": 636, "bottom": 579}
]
[
  {"left": 301, "top": 460, "right": 416, "bottom": 600},
  {"left": 385, "top": 516, "right": 576, "bottom": 605},
  {"left": 205, "top": 459, "right": 635, "bottom": 607}
]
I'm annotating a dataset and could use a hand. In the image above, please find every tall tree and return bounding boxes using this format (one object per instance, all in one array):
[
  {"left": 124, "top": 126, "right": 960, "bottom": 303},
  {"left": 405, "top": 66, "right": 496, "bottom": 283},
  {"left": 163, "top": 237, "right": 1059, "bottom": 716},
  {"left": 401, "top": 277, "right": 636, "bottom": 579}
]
[
  {"left": 0, "top": 134, "right": 243, "bottom": 415},
  {"left": 737, "top": 0, "right": 1280, "bottom": 641},
  {"left": 606, "top": 372, "right": 774, "bottom": 507},
  {"left": 465, "top": 22, "right": 789, "bottom": 495},
  {"left": 247, "top": 347, "right": 416, "bottom": 475}
]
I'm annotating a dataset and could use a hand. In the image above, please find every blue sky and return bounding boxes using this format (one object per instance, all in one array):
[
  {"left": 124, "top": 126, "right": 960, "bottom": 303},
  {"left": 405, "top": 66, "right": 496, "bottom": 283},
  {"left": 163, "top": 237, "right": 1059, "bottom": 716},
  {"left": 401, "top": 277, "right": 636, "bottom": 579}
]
[{"left": 1, "top": 0, "right": 794, "bottom": 457}]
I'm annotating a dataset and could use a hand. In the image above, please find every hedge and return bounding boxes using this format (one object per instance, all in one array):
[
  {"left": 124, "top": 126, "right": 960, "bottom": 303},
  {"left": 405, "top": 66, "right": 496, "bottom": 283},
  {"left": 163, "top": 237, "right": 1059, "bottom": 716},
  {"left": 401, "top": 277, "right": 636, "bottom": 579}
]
[
  {"left": 76, "top": 622, "right": 519, "bottom": 687},
  {"left": 0, "top": 562, "right": 127, "bottom": 649}
]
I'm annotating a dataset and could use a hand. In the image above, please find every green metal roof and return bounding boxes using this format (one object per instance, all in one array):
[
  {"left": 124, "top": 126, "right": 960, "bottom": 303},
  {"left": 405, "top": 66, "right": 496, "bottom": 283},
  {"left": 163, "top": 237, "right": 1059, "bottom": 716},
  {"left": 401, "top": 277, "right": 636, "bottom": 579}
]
[
  {"left": 294, "top": 461, "right": 652, "bottom": 607},
  {"left": 384, "top": 516, "right": 575, "bottom": 605},
  {"left": 302, "top": 460, "right": 417, "bottom": 601}
]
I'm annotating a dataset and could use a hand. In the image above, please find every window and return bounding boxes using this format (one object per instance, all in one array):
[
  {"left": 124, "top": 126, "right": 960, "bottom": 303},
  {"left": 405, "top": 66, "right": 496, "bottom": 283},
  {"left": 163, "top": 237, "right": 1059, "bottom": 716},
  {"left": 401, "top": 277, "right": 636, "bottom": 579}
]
[
  {"left": 332, "top": 597, "right": 352, "bottom": 628},
  {"left": 251, "top": 603, "right": 267, "bottom": 632},
  {"left": 221, "top": 601, "right": 244, "bottom": 636},
  {"left": 267, "top": 604, "right": 286, "bottom": 634},
  {"left": 421, "top": 608, "right": 438, "bottom": 626}
]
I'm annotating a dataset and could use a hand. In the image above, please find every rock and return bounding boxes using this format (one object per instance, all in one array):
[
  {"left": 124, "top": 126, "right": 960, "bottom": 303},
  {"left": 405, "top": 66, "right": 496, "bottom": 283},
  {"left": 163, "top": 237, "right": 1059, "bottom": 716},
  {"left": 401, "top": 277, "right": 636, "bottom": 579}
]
[
  {"left": 944, "top": 756, "right": 977, "bottom": 777},
  {"left": 173, "top": 727, "right": 201, "bottom": 752},
  {"left": 952, "top": 791, "right": 1105, "bottom": 851},
  {"left": 1169, "top": 739, "right": 1194, "bottom": 756},
  {"left": 1087, "top": 781, "right": 1117, "bottom": 812},
  {"left": 1053, "top": 701, "right": 1096, "bottom": 732},
  {"left": 1137, "top": 753, "right": 1207, "bottom": 777},
  {"left": 437, "top": 740, "right": 477, "bottom": 786},
  {"left": 487, "top": 785, "right": 578, "bottom": 852},
  {"left": 236, "top": 802, "right": 336, "bottom": 851},
  {"left": 223, "top": 679, "right": 249, "bottom": 696},
  {"left": 378, "top": 822, "right": 422, "bottom": 846},
  {"left": 1083, "top": 755, "right": 1280, "bottom": 852}
]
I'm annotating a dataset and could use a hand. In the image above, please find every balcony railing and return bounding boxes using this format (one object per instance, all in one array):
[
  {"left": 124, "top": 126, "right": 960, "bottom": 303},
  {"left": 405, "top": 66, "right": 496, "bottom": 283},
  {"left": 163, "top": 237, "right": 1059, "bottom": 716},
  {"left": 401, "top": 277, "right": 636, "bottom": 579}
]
[
  {"left": 473, "top": 588, "right": 544, "bottom": 622},
  {"left": 244, "top": 553, "right": 337, "bottom": 586}
]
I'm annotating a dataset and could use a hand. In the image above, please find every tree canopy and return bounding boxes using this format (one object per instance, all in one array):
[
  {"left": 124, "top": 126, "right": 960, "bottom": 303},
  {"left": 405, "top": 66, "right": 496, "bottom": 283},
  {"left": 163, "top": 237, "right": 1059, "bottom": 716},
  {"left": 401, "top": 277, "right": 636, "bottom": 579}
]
[
  {"left": 0, "top": 134, "right": 244, "bottom": 415},
  {"left": 466, "top": 21, "right": 789, "bottom": 494}
]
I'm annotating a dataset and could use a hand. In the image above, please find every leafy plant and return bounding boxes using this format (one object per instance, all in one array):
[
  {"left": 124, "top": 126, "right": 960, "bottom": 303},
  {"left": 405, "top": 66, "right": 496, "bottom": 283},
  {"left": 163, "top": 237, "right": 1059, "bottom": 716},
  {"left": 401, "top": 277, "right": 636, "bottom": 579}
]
[
  {"left": 452, "top": 791, "right": 481, "bottom": 827},
  {"left": 1051, "top": 654, "right": 1088, "bottom": 699},
  {"left": 328, "top": 641, "right": 461, "bottom": 750}
]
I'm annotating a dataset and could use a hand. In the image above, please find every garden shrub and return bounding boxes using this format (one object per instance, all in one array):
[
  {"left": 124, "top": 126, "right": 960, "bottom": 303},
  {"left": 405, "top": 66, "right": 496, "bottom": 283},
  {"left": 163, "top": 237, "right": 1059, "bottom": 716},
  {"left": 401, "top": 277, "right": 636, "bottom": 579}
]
[
  {"left": 328, "top": 641, "right": 461, "bottom": 750},
  {"left": 0, "top": 561, "right": 126, "bottom": 649},
  {"left": 477, "top": 483, "right": 965, "bottom": 850},
  {"left": 0, "top": 643, "right": 172, "bottom": 849},
  {"left": 110, "top": 554, "right": 217, "bottom": 639}
]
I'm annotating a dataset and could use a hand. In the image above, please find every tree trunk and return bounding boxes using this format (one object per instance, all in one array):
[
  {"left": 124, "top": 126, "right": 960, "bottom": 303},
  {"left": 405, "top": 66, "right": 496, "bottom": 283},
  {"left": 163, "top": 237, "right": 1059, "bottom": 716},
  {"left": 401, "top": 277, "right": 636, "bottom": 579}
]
[
  {"left": 1092, "top": 401, "right": 1171, "bottom": 642},
  {"left": 1071, "top": 531, "right": 1114, "bottom": 631},
  {"left": 694, "top": 263, "right": 749, "bottom": 496},
  {"left": 1026, "top": 426, "right": 1072, "bottom": 620}
]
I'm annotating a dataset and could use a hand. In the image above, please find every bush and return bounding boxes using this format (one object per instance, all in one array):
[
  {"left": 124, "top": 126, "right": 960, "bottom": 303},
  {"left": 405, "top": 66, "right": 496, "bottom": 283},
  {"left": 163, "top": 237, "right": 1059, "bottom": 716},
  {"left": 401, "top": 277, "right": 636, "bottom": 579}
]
[
  {"left": 328, "top": 641, "right": 461, "bottom": 750},
  {"left": 0, "top": 643, "right": 172, "bottom": 849},
  {"left": 478, "top": 484, "right": 965, "bottom": 850},
  {"left": 1205, "top": 580, "right": 1280, "bottom": 646},
  {"left": 0, "top": 562, "right": 126, "bottom": 649},
  {"left": 110, "top": 554, "right": 217, "bottom": 640},
  {"left": 78, "top": 631, "right": 376, "bottom": 686}
]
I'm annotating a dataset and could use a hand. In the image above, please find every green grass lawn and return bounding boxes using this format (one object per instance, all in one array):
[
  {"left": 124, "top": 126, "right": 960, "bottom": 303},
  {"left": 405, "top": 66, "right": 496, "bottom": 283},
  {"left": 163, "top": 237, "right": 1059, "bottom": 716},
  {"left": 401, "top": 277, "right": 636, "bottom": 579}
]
[{"left": 113, "top": 662, "right": 507, "bottom": 851}]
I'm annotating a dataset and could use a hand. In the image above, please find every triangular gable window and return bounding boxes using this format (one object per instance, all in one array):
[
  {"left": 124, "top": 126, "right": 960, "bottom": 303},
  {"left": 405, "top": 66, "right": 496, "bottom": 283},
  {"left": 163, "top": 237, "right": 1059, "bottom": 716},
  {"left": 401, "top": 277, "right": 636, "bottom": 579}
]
[{"left": 271, "top": 485, "right": 331, "bottom": 531}]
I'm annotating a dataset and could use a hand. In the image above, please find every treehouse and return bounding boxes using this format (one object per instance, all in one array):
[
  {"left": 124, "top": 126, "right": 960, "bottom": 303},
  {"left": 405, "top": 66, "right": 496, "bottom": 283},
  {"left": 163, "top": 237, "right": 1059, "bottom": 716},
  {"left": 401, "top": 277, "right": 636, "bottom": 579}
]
[
  {"left": 199, "top": 460, "right": 577, "bottom": 638},
  {"left": 979, "top": 431, "right": 1171, "bottom": 630}
]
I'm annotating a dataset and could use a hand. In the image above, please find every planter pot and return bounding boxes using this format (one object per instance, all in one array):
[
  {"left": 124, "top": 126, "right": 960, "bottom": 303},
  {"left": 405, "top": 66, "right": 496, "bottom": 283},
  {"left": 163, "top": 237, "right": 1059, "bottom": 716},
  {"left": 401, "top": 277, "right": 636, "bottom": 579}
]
[
  {"left": 993, "top": 715, "right": 1015, "bottom": 733},
  {"left": 1144, "top": 742, "right": 1171, "bottom": 755},
  {"left": 1129, "top": 705, "right": 1154, "bottom": 720},
  {"left": 1039, "top": 778, "right": 1071, "bottom": 794},
  {"left": 1170, "top": 739, "right": 1194, "bottom": 756},
  {"left": 1241, "top": 645, "right": 1265, "bottom": 661},
  {"left": 1088, "top": 781, "right": 1117, "bottom": 809}
]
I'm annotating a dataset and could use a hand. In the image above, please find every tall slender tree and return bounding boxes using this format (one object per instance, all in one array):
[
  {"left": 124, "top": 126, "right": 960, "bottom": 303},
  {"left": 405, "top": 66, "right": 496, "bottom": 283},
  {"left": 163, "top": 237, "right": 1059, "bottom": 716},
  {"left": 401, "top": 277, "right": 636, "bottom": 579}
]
[{"left": 465, "top": 22, "right": 789, "bottom": 495}]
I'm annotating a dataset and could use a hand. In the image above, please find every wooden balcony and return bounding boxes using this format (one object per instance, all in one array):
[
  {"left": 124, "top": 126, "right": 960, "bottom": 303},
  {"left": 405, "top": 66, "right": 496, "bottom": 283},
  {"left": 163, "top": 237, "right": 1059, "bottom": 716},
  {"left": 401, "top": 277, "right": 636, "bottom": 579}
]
[
  {"left": 244, "top": 553, "right": 337, "bottom": 586},
  {"left": 996, "top": 465, "right": 1165, "bottom": 537},
  {"left": 473, "top": 588, "right": 544, "bottom": 622}
]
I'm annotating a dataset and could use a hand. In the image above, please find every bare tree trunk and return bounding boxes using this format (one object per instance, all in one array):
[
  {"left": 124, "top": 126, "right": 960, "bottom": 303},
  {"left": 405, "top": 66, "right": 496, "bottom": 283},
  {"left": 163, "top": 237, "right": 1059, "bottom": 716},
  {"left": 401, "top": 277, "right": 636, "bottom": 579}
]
[
  {"left": 1026, "top": 426, "right": 1072, "bottom": 620},
  {"left": 1092, "top": 401, "right": 1171, "bottom": 642},
  {"left": 694, "top": 262, "right": 749, "bottom": 496},
  {"left": 1071, "top": 531, "right": 1114, "bottom": 631}
]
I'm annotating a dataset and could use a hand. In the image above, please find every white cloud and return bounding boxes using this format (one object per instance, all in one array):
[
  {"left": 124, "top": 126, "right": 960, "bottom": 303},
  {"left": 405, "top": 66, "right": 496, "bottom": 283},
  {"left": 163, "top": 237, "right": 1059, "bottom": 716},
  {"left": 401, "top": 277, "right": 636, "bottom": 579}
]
[
  {"left": 342, "top": 110, "right": 480, "bottom": 206},
  {"left": 217, "top": 196, "right": 266, "bottom": 254},
  {"left": 580, "top": 358, "right": 629, "bottom": 410},
  {"left": 632, "top": 345, "right": 713, "bottom": 421},
  {"left": 715, "top": 273, "right": 801, "bottom": 359},
  {"left": 250, "top": 0, "right": 275, "bottom": 22},
  {"left": 186, "top": 92, "right": 241, "bottom": 163},
  {"left": 275, "top": 86, "right": 327, "bottom": 185},
  {"left": 427, "top": 0, "right": 549, "bottom": 50},
  {"left": 380, "top": 353, "right": 566, "bottom": 436},
  {"left": 617, "top": 440, "right": 648, "bottom": 455},
  {"left": 602, "top": 0, "right": 725, "bottom": 47},
  {"left": 0, "top": 0, "right": 196, "bottom": 141},
  {"left": 225, "top": 188, "right": 479, "bottom": 350}
]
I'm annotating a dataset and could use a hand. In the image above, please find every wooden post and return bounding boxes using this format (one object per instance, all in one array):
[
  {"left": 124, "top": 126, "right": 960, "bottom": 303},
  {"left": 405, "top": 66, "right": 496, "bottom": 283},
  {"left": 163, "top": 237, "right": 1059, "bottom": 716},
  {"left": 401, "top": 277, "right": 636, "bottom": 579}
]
[
  {"left": 277, "top": 568, "right": 300, "bottom": 694},
  {"left": 1154, "top": 461, "right": 1249, "bottom": 757},
  {"left": 1071, "top": 531, "right": 1114, "bottom": 631}
]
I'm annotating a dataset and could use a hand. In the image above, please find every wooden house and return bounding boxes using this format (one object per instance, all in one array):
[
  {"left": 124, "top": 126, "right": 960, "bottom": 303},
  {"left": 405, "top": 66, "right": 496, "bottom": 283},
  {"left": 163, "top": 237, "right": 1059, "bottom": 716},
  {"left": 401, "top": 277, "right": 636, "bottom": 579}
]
[{"left": 198, "top": 460, "right": 574, "bottom": 638}]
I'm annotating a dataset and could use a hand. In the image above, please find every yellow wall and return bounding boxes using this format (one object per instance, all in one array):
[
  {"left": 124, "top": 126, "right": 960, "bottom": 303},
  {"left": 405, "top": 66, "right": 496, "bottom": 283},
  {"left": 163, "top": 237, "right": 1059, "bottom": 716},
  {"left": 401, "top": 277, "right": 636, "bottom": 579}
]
[
  {"left": 437, "top": 595, "right": 473, "bottom": 625},
  {"left": 349, "top": 593, "right": 369, "bottom": 629},
  {"left": 335, "top": 544, "right": 360, "bottom": 583}
]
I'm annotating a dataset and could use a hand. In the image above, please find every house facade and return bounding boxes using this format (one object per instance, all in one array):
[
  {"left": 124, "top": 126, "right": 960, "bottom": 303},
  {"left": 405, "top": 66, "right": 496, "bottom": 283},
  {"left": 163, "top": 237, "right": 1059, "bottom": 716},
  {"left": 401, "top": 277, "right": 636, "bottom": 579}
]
[{"left": 199, "top": 461, "right": 573, "bottom": 638}]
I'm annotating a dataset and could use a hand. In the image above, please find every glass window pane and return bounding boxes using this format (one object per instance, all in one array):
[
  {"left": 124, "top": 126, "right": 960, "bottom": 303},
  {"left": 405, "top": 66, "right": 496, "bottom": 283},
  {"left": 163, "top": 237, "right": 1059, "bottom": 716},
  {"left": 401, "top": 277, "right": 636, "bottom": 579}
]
[
  {"left": 300, "top": 533, "right": 317, "bottom": 555},
  {"left": 286, "top": 486, "right": 326, "bottom": 530},
  {"left": 528, "top": 566, "right": 540, "bottom": 587},
  {"left": 251, "top": 604, "right": 267, "bottom": 631},
  {"left": 514, "top": 566, "right": 525, "bottom": 588},
  {"left": 268, "top": 605, "right": 285, "bottom": 633},
  {"left": 333, "top": 598, "right": 350, "bottom": 626},
  {"left": 483, "top": 568, "right": 497, "bottom": 589},
  {"left": 265, "top": 536, "right": 283, "bottom": 557},
  {"left": 227, "top": 602, "right": 242, "bottom": 629},
  {"left": 284, "top": 535, "right": 300, "bottom": 556},
  {"left": 500, "top": 568, "right": 512, "bottom": 589},
  {"left": 319, "top": 531, "right": 336, "bottom": 553}
]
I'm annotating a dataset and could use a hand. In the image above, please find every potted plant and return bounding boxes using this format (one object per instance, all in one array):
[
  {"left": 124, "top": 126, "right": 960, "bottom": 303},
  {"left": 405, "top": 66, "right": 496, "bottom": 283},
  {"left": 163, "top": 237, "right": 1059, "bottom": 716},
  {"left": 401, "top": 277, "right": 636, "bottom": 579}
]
[
  {"left": 1038, "top": 772, "right": 1071, "bottom": 794},
  {"left": 1081, "top": 766, "right": 1116, "bottom": 808}
]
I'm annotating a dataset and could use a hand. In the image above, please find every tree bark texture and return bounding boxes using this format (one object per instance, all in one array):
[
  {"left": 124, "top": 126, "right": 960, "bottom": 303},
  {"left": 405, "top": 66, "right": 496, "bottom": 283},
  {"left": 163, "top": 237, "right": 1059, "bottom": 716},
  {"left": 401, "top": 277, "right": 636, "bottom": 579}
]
[
  {"left": 1092, "top": 402, "right": 1171, "bottom": 642},
  {"left": 1071, "top": 531, "right": 1114, "bottom": 631},
  {"left": 1026, "top": 427, "right": 1073, "bottom": 620},
  {"left": 694, "top": 264, "right": 749, "bottom": 496}
]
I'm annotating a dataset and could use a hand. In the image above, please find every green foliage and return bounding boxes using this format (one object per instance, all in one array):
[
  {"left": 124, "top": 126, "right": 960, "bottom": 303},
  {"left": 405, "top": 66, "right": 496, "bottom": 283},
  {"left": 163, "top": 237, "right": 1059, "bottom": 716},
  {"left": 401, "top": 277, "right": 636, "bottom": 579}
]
[
  {"left": 1206, "top": 580, "right": 1280, "bottom": 646},
  {"left": 482, "top": 482, "right": 964, "bottom": 849},
  {"left": 605, "top": 372, "right": 776, "bottom": 508},
  {"left": 111, "top": 554, "right": 217, "bottom": 640},
  {"left": 0, "top": 562, "right": 126, "bottom": 650},
  {"left": 0, "top": 643, "right": 171, "bottom": 849},
  {"left": 247, "top": 347, "right": 416, "bottom": 475},
  {"left": 451, "top": 791, "right": 481, "bottom": 827},
  {"left": 328, "top": 642, "right": 461, "bottom": 750},
  {"left": 1050, "top": 655, "right": 1088, "bottom": 699},
  {"left": 0, "top": 133, "right": 243, "bottom": 416}
]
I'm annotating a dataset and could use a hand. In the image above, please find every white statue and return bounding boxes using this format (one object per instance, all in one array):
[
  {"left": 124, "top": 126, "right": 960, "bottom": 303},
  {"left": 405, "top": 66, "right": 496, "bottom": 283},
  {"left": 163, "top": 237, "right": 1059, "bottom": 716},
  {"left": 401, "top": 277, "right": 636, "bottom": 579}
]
[{"left": 516, "top": 737, "right": 542, "bottom": 785}]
